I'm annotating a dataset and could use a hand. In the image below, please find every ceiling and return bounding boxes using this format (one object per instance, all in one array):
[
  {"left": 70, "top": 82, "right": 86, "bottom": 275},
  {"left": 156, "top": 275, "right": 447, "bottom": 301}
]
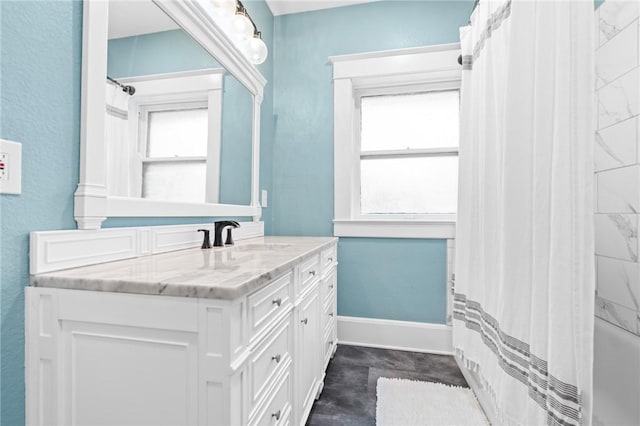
[
  {"left": 265, "top": 0, "right": 380, "bottom": 16},
  {"left": 108, "top": 0, "right": 178, "bottom": 40},
  {"left": 107, "top": 0, "right": 382, "bottom": 39}
]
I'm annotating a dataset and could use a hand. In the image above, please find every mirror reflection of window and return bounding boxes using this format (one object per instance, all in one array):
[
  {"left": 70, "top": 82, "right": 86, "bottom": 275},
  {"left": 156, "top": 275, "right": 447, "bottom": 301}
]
[
  {"left": 106, "top": 0, "right": 254, "bottom": 207},
  {"left": 147, "top": 108, "right": 208, "bottom": 157},
  {"left": 122, "top": 73, "right": 224, "bottom": 204},
  {"left": 142, "top": 106, "right": 209, "bottom": 203}
]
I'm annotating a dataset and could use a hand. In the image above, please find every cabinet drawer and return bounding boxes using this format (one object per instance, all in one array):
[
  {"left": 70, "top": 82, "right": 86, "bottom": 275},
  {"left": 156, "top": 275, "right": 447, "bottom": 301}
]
[
  {"left": 322, "top": 321, "right": 337, "bottom": 370},
  {"left": 250, "top": 367, "right": 292, "bottom": 426},
  {"left": 248, "top": 272, "right": 293, "bottom": 343},
  {"left": 320, "top": 245, "right": 337, "bottom": 276},
  {"left": 298, "top": 255, "right": 320, "bottom": 296},
  {"left": 320, "top": 269, "right": 337, "bottom": 307},
  {"left": 249, "top": 316, "right": 292, "bottom": 417},
  {"left": 321, "top": 294, "right": 336, "bottom": 337}
]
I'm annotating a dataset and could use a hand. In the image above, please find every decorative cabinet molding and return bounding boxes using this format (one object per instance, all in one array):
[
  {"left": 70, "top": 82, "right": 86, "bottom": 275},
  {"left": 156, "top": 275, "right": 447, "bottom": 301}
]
[
  {"left": 29, "top": 221, "right": 264, "bottom": 274},
  {"left": 26, "top": 241, "right": 338, "bottom": 426}
]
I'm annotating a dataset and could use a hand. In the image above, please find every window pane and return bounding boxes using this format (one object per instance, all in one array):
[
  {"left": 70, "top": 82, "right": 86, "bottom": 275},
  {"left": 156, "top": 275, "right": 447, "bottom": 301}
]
[
  {"left": 360, "top": 91, "right": 459, "bottom": 151},
  {"left": 147, "top": 108, "right": 208, "bottom": 157},
  {"left": 142, "top": 161, "right": 206, "bottom": 203},
  {"left": 361, "top": 156, "right": 458, "bottom": 215}
]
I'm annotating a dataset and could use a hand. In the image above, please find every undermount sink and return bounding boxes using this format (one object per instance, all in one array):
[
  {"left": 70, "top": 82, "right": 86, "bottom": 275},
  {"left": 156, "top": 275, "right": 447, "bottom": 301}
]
[{"left": 231, "top": 243, "right": 293, "bottom": 251}]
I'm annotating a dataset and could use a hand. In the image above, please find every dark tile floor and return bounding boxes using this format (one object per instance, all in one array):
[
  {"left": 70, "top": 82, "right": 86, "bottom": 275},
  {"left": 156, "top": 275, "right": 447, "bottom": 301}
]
[{"left": 306, "top": 345, "right": 469, "bottom": 426}]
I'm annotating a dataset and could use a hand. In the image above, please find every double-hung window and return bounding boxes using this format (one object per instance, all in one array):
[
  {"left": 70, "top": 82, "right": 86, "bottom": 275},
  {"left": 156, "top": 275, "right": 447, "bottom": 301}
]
[
  {"left": 139, "top": 102, "right": 210, "bottom": 203},
  {"left": 331, "top": 45, "right": 461, "bottom": 238},
  {"left": 358, "top": 88, "right": 459, "bottom": 217}
]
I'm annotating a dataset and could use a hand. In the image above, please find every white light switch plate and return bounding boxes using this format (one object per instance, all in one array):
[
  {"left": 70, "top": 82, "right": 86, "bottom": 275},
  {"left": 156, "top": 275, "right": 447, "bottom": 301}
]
[
  {"left": 261, "top": 189, "right": 268, "bottom": 208},
  {"left": 0, "top": 139, "right": 22, "bottom": 194}
]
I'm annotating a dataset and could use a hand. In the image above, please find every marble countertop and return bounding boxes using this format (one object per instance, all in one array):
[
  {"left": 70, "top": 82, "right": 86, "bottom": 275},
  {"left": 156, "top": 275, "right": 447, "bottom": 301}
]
[{"left": 30, "top": 236, "right": 338, "bottom": 300}]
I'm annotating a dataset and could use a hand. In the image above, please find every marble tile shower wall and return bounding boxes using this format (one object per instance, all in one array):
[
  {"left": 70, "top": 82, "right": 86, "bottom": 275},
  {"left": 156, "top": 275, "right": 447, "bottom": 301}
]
[{"left": 594, "top": 0, "right": 640, "bottom": 337}]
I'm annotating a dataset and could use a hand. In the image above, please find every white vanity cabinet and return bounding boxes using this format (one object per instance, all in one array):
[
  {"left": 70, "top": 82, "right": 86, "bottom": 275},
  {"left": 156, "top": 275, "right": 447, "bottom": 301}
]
[{"left": 26, "top": 237, "right": 338, "bottom": 426}]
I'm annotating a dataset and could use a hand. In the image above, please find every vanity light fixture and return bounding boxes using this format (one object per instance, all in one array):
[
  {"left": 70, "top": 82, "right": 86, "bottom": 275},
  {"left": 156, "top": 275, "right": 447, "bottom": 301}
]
[
  {"left": 210, "top": 0, "right": 268, "bottom": 65},
  {"left": 245, "top": 32, "right": 268, "bottom": 65},
  {"left": 231, "top": 7, "right": 254, "bottom": 41},
  {"left": 211, "top": 0, "right": 236, "bottom": 17}
]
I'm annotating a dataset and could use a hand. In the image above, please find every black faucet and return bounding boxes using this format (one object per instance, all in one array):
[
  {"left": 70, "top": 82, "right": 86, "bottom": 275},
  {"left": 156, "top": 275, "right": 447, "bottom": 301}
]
[{"left": 213, "top": 221, "right": 240, "bottom": 247}]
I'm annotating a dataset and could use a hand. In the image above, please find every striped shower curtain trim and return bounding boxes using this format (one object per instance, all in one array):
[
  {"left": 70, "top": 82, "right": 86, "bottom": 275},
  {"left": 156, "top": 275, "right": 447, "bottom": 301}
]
[{"left": 454, "top": 292, "right": 583, "bottom": 426}]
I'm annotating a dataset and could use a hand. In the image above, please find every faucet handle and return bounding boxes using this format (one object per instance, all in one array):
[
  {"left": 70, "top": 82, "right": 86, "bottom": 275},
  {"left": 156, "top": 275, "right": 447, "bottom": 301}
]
[
  {"left": 225, "top": 228, "right": 235, "bottom": 245},
  {"left": 197, "top": 229, "right": 212, "bottom": 249}
]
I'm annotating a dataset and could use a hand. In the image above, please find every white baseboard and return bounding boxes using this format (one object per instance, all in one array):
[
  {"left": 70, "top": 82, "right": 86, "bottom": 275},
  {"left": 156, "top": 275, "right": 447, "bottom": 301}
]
[{"left": 337, "top": 316, "right": 453, "bottom": 355}]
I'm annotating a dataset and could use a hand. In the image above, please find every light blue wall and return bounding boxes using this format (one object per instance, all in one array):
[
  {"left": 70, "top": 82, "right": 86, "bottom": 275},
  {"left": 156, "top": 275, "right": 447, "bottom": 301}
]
[
  {"left": 108, "top": 29, "right": 221, "bottom": 77},
  {"left": 243, "top": 0, "right": 275, "bottom": 232},
  {"left": 338, "top": 238, "right": 447, "bottom": 323},
  {"left": 0, "top": 2, "right": 83, "bottom": 424},
  {"left": 219, "top": 75, "right": 253, "bottom": 205},
  {"left": 0, "top": 1, "right": 273, "bottom": 424},
  {"left": 271, "top": 1, "right": 473, "bottom": 322}
]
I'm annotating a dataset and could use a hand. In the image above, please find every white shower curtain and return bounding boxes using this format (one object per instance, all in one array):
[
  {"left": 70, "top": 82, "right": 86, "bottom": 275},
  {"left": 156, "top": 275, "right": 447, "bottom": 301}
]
[
  {"left": 105, "top": 82, "right": 131, "bottom": 196},
  {"left": 453, "top": 1, "right": 595, "bottom": 425}
]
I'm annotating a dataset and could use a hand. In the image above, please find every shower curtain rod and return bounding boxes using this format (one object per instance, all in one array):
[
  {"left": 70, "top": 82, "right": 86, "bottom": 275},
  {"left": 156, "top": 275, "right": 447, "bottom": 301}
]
[
  {"left": 457, "top": 0, "right": 481, "bottom": 65},
  {"left": 107, "top": 76, "right": 136, "bottom": 96}
]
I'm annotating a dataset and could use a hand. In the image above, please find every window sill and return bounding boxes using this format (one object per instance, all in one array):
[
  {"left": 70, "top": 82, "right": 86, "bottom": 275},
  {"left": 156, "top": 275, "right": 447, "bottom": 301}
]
[{"left": 333, "top": 219, "right": 455, "bottom": 239}]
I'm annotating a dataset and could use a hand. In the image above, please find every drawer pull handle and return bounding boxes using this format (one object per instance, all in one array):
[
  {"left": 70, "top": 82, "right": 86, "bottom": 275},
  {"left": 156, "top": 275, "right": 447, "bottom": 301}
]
[
  {"left": 272, "top": 298, "right": 282, "bottom": 307},
  {"left": 301, "top": 318, "right": 308, "bottom": 325},
  {"left": 328, "top": 257, "right": 333, "bottom": 262},
  {"left": 328, "top": 284, "right": 334, "bottom": 289},
  {"left": 272, "top": 409, "right": 281, "bottom": 421},
  {"left": 309, "top": 270, "right": 316, "bottom": 276},
  {"left": 329, "top": 340, "right": 334, "bottom": 345},
  {"left": 329, "top": 312, "right": 334, "bottom": 317},
  {"left": 272, "top": 354, "right": 281, "bottom": 363}
]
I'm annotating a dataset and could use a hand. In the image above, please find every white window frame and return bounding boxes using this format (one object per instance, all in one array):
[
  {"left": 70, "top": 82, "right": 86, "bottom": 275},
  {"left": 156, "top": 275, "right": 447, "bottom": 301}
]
[
  {"left": 121, "top": 69, "right": 224, "bottom": 203},
  {"left": 330, "top": 44, "right": 461, "bottom": 239}
]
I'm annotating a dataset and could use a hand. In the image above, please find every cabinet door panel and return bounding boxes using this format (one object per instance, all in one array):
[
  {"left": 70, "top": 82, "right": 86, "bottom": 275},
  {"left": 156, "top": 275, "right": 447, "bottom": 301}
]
[
  {"left": 60, "top": 321, "right": 198, "bottom": 426},
  {"left": 297, "top": 289, "right": 320, "bottom": 424}
]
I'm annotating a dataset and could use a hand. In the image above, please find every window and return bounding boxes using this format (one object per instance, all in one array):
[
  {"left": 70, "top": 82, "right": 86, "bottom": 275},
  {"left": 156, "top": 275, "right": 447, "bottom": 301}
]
[
  {"left": 140, "top": 103, "right": 209, "bottom": 203},
  {"left": 330, "top": 45, "right": 461, "bottom": 238},
  {"left": 358, "top": 90, "right": 459, "bottom": 216}
]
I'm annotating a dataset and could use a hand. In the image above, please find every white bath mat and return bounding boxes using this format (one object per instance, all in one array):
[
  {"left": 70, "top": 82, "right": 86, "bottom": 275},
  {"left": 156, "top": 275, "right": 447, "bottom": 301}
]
[{"left": 376, "top": 378, "right": 489, "bottom": 426}]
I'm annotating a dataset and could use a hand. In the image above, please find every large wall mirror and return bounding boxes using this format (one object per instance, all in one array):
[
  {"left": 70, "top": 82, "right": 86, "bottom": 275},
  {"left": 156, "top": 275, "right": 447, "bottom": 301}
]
[{"left": 75, "top": 0, "right": 266, "bottom": 229}]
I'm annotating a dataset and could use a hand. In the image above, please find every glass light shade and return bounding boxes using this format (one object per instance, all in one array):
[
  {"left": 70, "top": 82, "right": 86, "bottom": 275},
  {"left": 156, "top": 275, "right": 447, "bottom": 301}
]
[
  {"left": 246, "top": 36, "right": 268, "bottom": 64},
  {"left": 231, "top": 14, "right": 253, "bottom": 41},
  {"left": 211, "top": 0, "right": 236, "bottom": 17}
]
